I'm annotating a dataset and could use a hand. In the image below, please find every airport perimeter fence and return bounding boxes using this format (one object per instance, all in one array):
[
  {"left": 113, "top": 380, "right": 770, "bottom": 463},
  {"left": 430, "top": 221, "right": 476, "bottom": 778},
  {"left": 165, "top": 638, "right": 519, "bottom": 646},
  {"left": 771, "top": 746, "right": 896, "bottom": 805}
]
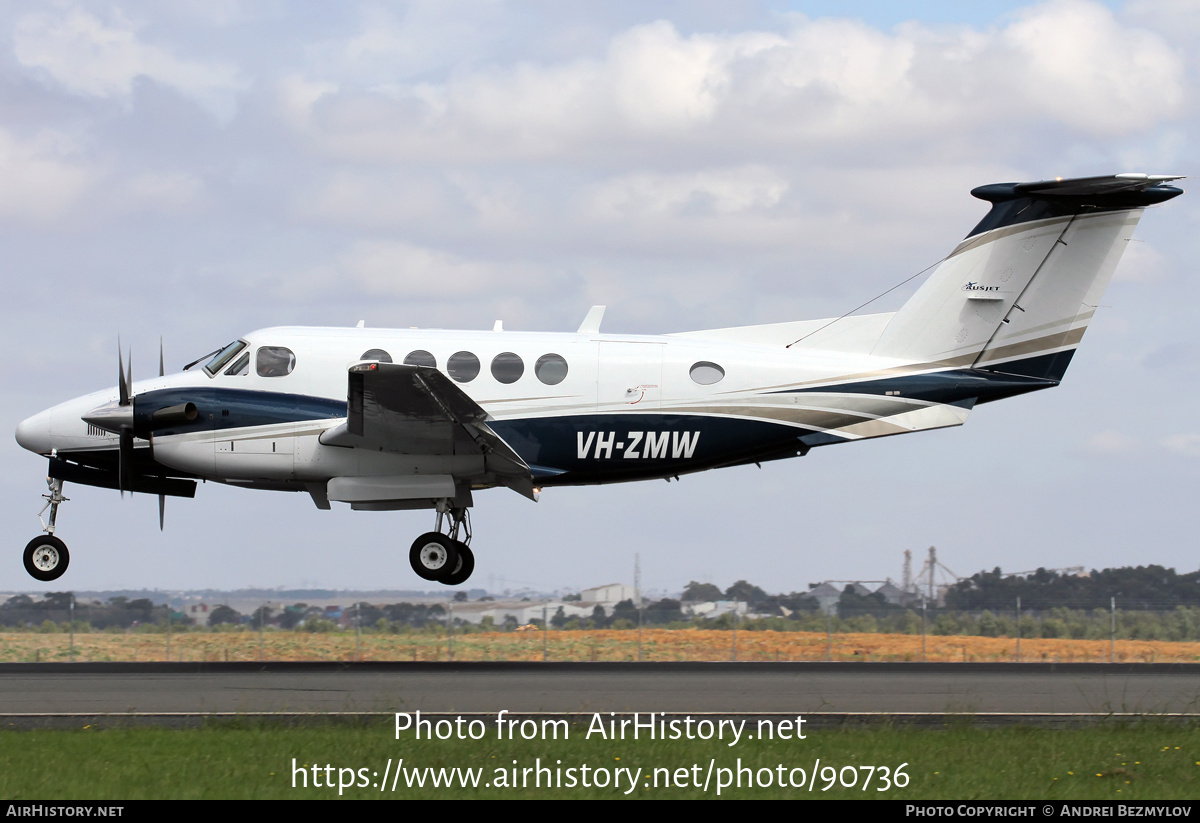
[{"left": 2, "top": 596, "right": 1199, "bottom": 663}]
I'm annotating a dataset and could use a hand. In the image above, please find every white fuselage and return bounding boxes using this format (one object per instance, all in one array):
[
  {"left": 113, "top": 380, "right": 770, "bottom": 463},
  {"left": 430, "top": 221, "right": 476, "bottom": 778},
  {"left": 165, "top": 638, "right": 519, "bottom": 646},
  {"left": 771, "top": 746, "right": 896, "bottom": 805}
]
[{"left": 21, "top": 322, "right": 947, "bottom": 491}]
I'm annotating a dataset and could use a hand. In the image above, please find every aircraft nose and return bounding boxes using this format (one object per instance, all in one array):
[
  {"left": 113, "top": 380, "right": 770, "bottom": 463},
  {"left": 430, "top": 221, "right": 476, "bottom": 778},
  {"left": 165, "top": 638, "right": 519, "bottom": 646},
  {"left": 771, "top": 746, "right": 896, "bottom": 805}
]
[{"left": 15, "top": 408, "right": 53, "bottom": 455}]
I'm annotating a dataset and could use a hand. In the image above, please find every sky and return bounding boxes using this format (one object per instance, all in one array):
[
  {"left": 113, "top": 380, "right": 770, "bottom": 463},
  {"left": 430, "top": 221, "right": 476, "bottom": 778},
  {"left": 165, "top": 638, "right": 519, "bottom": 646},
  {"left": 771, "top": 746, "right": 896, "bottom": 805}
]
[{"left": 1, "top": 0, "right": 1197, "bottom": 597}]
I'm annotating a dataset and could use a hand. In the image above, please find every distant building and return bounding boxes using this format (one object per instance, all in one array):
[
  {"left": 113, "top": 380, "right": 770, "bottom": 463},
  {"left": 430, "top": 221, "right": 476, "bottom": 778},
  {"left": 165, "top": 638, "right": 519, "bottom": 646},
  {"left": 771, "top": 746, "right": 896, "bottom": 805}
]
[
  {"left": 681, "top": 600, "right": 748, "bottom": 619},
  {"left": 447, "top": 599, "right": 590, "bottom": 627},
  {"left": 187, "top": 603, "right": 210, "bottom": 620},
  {"left": 875, "top": 582, "right": 915, "bottom": 607},
  {"left": 580, "top": 583, "right": 636, "bottom": 605},
  {"left": 806, "top": 583, "right": 842, "bottom": 615}
]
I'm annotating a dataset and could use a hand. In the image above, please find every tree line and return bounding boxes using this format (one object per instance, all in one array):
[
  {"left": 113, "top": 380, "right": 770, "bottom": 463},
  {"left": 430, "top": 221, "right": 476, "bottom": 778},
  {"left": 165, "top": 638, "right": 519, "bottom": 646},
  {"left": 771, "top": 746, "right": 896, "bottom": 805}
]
[{"left": 4, "top": 564, "right": 1198, "bottom": 640}]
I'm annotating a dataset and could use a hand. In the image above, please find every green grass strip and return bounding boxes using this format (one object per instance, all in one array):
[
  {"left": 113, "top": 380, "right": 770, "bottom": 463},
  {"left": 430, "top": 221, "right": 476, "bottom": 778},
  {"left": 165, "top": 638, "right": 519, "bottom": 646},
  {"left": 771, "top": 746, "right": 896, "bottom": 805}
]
[{"left": 1, "top": 721, "right": 1197, "bottom": 800}]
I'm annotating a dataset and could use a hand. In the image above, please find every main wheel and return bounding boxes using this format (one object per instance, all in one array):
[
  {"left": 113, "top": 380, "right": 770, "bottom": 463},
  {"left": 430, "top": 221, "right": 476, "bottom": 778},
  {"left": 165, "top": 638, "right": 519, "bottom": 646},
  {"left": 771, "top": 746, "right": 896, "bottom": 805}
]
[
  {"left": 24, "top": 535, "right": 69, "bottom": 582},
  {"left": 440, "top": 542, "right": 475, "bottom": 586},
  {"left": 409, "top": 533, "right": 459, "bottom": 582}
]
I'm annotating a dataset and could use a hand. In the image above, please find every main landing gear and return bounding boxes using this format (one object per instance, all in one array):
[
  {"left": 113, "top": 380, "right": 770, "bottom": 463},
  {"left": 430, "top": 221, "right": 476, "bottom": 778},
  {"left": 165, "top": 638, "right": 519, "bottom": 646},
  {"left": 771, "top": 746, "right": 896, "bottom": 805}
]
[
  {"left": 409, "top": 503, "right": 475, "bottom": 586},
  {"left": 24, "top": 477, "right": 70, "bottom": 582}
]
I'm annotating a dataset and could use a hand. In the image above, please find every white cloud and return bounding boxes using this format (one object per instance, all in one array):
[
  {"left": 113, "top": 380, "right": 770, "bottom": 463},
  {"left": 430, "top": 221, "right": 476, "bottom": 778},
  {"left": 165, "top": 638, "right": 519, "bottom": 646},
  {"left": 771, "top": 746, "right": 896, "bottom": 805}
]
[
  {"left": 585, "top": 166, "right": 788, "bottom": 219},
  {"left": 278, "top": 74, "right": 338, "bottom": 126},
  {"left": 320, "top": 1, "right": 509, "bottom": 80},
  {"left": 0, "top": 129, "right": 98, "bottom": 221},
  {"left": 280, "top": 1, "right": 1184, "bottom": 164},
  {"left": 1082, "top": 430, "right": 1139, "bottom": 455},
  {"left": 1112, "top": 238, "right": 1174, "bottom": 283},
  {"left": 1162, "top": 434, "right": 1200, "bottom": 458},
  {"left": 14, "top": 6, "right": 246, "bottom": 119},
  {"left": 604, "top": 21, "right": 778, "bottom": 132},
  {"left": 993, "top": 0, "right": 1184, "bottom": 135},
  {"left": 117, "top": 171, "right": 204, "bottom": 212},
  {"left": 291, "top": 171, "right": 455, "bottom": 230},
  {"left": 1124, "top": 0, "right": 1200, "bottom": 47},
  {"left": 337, "top": 240, "right": 530, "bottom": 298}
]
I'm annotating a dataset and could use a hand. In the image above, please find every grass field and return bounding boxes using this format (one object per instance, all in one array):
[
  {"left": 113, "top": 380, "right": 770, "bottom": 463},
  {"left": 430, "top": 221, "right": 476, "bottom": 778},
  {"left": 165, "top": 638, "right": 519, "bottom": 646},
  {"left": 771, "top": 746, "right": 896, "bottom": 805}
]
[
  {"left": 4, "top": 630, "right": 1198, "bottom": 799},
  {"left": 1, "top": 721, "right": 1197, "bottom": 799},
  {"left": 4, "top": 628, "right": 1199, "bottom": 663}
]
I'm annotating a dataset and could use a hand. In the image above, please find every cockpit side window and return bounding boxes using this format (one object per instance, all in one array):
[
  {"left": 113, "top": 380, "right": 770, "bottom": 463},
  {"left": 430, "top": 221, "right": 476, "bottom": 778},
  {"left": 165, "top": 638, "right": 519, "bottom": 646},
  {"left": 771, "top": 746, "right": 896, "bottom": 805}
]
[
  {"left": 203, "top": 341, "right": 247, "bottom": 377},
  {"left": 257, "top": 346, "right": 296, "bottom": 377},
  {"left": 224, "top": 352, "right": 250, "bottom": 376}
]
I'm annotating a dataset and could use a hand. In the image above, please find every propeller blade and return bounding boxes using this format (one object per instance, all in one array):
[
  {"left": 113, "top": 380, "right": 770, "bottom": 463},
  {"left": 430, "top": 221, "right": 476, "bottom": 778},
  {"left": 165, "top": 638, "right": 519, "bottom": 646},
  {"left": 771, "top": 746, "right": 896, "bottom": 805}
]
[
  {"left": 159, "top": 338, "right": 165, "bottom": 378},
  {"left": 158, "top": 493, "right": 165, "bottom": 531},
  {"left": 118, "top": 342, "right": 130, "bottom": 407},
  {"left": 118, "top": 428, "right": 134, "bottom": 496}
]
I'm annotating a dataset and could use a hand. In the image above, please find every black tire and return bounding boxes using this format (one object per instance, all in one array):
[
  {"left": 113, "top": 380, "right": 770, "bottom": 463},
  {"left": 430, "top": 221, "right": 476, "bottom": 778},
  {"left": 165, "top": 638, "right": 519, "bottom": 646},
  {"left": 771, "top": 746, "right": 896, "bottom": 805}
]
[
  {"left": 24, "top": 535, "right": 69, "bottom": 582},
  {"left": 440, "top": 542, "right": 475, "bottom": 586},
  {"left": 409, "top": 533, "right": 459, "bottom": 582}
]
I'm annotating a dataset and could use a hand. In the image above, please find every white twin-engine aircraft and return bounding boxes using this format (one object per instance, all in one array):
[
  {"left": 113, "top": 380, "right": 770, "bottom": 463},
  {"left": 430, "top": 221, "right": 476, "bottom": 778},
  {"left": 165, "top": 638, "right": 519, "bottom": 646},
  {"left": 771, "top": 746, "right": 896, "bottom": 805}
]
[{"left": 14, "top": 173, "right": 1184, "bottom": 585}]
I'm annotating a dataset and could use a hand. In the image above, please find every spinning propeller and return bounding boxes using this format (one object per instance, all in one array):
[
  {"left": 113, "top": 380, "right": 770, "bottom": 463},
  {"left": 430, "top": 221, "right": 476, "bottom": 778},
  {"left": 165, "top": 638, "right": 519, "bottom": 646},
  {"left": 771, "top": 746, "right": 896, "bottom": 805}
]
[{"left": 82, "top": 338, "right": 196, "bottom": 530}]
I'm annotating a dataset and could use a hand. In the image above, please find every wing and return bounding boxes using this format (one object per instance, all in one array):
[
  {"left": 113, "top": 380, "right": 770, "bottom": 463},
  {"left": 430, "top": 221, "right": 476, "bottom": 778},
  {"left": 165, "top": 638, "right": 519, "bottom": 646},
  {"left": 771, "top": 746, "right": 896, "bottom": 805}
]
[{"left": 319, "top": 362, "right": 537, "bottom": 501}]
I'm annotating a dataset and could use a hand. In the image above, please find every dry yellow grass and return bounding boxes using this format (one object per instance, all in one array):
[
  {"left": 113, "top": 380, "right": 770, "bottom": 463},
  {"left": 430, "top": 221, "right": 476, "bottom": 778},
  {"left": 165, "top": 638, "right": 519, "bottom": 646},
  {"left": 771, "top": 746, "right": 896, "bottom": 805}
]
[{"left": 4, "top": 629, "right": 1199, "bottom": 663}]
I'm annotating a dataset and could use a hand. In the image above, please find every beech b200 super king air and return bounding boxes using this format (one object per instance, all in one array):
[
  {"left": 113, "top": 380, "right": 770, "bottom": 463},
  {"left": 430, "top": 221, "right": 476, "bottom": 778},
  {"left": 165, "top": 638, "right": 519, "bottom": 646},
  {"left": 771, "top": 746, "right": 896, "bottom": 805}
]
[{"left": 14, "top": 173, "right": 1185, "bottom": 585}]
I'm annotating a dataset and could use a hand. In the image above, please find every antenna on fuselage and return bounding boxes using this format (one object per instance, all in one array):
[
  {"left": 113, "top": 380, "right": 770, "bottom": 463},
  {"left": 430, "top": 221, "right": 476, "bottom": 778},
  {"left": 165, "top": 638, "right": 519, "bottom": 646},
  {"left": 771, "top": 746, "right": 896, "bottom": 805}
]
[{"left": 577, "top": 305, "right": 606, "bottom": 334}]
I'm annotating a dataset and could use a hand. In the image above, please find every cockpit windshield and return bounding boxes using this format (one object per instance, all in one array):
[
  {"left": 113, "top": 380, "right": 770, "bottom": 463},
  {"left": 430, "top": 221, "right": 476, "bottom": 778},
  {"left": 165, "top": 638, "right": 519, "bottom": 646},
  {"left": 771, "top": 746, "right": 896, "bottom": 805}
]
[{"left": 202, "top": 340, "right": 248, "bottom": 377}]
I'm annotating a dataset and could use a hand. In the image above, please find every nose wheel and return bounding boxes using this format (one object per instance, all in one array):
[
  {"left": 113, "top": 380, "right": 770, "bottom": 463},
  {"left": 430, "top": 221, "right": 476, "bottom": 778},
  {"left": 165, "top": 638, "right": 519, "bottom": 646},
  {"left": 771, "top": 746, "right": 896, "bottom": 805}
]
[
  {"left": 24, "top": 535, "right": 69, "bottom": 582},
  {"left": 23, "top": 476, "right": 70, "bottom": 582}
]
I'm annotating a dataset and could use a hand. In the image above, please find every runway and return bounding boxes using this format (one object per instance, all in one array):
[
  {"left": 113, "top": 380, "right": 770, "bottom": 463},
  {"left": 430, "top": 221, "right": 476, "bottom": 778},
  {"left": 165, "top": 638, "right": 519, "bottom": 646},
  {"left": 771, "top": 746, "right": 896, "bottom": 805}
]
[{"left": 2, "top": 662, "right": 1199, "bottom": 727}]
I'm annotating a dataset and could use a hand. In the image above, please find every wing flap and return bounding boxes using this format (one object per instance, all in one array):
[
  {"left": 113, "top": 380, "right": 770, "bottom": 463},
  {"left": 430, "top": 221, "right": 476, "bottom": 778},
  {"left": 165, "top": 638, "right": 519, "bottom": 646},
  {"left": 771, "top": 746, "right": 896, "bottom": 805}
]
[{"left": 321, "top": 363, "right": 536, "bottom": 500}]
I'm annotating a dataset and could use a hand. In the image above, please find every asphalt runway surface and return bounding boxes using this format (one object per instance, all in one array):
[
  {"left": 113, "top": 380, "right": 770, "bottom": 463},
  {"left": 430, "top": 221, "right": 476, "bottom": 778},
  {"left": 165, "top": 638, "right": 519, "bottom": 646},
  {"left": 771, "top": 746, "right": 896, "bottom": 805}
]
[{"left": 2, "top": 662, "right": 1199, "bottom": 726}]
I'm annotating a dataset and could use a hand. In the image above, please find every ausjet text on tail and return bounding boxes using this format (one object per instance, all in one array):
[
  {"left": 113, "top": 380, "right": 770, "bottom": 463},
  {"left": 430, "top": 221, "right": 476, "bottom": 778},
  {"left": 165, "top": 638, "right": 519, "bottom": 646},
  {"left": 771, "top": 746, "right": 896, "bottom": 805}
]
[{"left": 14, "top": 173, "right": 1184, "bottom": 584}]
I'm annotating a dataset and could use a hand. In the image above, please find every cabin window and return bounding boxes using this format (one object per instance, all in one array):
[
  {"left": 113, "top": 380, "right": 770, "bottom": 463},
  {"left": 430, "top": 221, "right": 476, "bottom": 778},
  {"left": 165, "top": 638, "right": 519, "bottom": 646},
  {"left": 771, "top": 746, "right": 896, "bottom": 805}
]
[
  {"left": 534, "top": 353, "right": 568, "bottom": 385},
  {"left": 203, "top": 340, "right": 247, "bottom": 377},
  {"left": 360, "top": 349, "right": 392, "bottom": 363},
  {"left": 224, "top": 352, "right": 250, "bottom": 376},
  {"left": 257, "top": 346, "right": 296, "bottom": 378},
  {"left": 689, "top": 361, "right": 725, "bottom": 385},
  {"left": 490, "top": 352, "right": 524, "bottom": 384},
  {"left": 447, "top": 351, "right": 480, "bottom": 383},
  {"left": 403, "top": 350, "right": 436, "bottom": 368}
]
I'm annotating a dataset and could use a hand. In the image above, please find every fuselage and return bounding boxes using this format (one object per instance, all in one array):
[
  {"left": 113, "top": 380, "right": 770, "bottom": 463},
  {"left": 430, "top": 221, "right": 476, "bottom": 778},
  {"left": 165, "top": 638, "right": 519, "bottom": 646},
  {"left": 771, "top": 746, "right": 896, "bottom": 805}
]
[{"left": 17, "top": 321, "right": 1031, "bottom": 495}]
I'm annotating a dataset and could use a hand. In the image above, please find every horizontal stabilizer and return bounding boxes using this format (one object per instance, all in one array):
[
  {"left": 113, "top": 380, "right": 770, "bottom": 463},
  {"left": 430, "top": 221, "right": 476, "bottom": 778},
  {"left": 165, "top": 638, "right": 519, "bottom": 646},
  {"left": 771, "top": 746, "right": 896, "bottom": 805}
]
[
  {"left": 968, "top": 173, "right": 1183, "bottom": 238},
  {"left": 872, "top": 173, "right": 1183, "bottom": 373}
]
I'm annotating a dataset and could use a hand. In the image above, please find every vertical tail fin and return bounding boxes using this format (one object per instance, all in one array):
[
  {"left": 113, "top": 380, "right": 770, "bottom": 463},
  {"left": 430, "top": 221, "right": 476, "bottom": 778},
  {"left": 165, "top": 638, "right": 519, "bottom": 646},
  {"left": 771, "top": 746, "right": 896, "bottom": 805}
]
[{"left": 871, "top": 174, "right": 1183, "bottom": 379}]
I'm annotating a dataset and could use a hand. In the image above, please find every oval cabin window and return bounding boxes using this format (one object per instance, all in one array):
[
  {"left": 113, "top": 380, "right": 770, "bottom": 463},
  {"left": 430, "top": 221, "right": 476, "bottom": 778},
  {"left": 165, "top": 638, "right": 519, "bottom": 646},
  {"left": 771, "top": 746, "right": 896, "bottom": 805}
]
[
  {"left": 490, "top": 352, "right": 524, "bottom": 384},
  {"left": 447, "top": 351, "right": 480, "bottom": 383},
  {"left": 689, "top": 361, "right": 724, "bottom": 385},
  {"left": 534, "top": 353, "right": 568, "bottom": 385},
  {"left": 403, "top": 350, "right": 436, "bottom": 368}
]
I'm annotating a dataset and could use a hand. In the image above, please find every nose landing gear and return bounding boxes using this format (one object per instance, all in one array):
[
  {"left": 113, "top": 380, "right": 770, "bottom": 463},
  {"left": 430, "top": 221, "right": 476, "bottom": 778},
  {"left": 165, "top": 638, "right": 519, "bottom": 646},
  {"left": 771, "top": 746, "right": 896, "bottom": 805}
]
[
  {"left": 24, "top": 477, "right": 70, "bottom": 581},
  {"left": 409, "top": 502, "right": 475, "bottom": 586}
]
